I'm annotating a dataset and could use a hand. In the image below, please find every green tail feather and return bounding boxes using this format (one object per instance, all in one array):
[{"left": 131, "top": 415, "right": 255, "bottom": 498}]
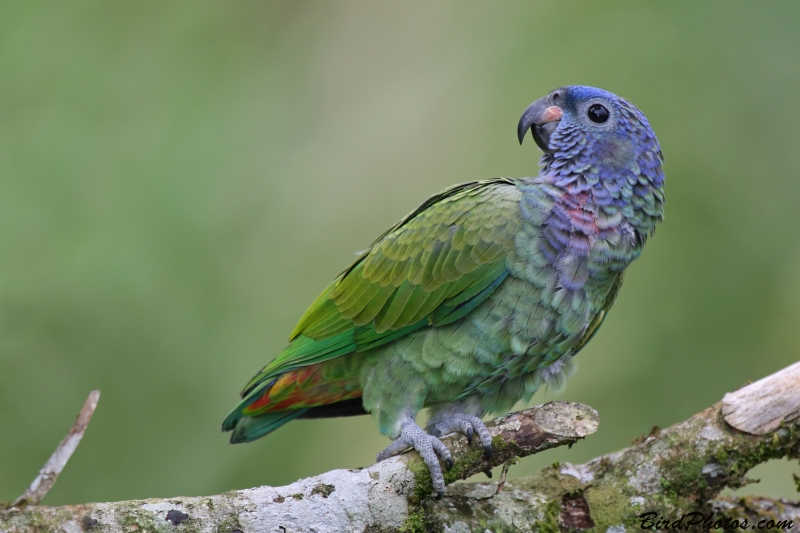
[
  {"left": 226, "top": 409, "right": 309, "bottom": 443},
  {"left": 221, "top": 385, "right": 265, "bottom": 432}
]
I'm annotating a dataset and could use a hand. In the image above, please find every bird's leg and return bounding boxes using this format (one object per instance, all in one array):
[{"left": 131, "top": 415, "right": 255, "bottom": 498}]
[
  {"left": 426, "top": 404, "right": 493, "bottom": 459},
  {"left": 376, "top": 420, "right": 452, "bottom": 498}
]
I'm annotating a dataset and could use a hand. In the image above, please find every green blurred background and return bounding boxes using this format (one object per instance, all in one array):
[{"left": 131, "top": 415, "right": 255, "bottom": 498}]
[{"left": 1, "top": 1, "right": 799, "bottom": 505}]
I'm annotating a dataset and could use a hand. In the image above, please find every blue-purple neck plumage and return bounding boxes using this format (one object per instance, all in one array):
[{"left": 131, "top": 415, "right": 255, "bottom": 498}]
[
  {"left": 517, "top": 85, "right": 665, "bottom": 296},
  {"left": 225, "top": 85, "right": 665, "bottom": 498},
  {"left": 522, "top": 85, "right": 665, "bottom": 237}
]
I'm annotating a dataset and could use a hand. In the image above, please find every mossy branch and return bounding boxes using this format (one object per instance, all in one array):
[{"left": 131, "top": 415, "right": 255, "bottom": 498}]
[{"left": 1, "top": 364, "right": 799, "bottom": 533}]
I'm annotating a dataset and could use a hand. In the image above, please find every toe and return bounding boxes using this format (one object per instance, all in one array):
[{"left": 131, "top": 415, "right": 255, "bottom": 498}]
[
  {"left": 470, "top": 417, "right": 493, "bottom": 451},
  {"left": 376, "top": 435, "right": 413, "bottom": 462},
  {"left": 411, "top": 433, "right": 447, "bottom": 495},
  {"left": 421, "top": 456, "right": 445, "bottom": 495},
  {"left": 458, "top": 421, "right": 472, "bottom": 442},
  {"left": 430, "top": 435, "right": 453, "bottom": 466},
  {"left": 379, "top": 423, "right": 453, "bottom": 497}
]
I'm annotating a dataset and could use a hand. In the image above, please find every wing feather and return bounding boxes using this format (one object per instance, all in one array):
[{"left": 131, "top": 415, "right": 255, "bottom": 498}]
[{"left": 239, "top": 179, "right": 521, "bottom": 399}]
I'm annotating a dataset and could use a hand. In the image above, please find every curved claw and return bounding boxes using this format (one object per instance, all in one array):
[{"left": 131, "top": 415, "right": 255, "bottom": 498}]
[
  {"left": 483, "top": 444, "right": 493, "bottom": 460},
  {"left": 466, "top": 426, "right": 473, "bottom": 446}
]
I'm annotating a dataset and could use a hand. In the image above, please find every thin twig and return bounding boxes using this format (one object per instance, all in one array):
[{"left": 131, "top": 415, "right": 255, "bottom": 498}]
[
  {"left": 495, "top": 459, "right": 516, "bottom": 494},
  {"left": 13, "top": 390, "right": 101, "bottom": 507}
]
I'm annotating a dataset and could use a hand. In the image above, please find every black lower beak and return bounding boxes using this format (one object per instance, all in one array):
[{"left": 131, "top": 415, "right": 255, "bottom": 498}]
[
  {"left": 531, "top": 122, "right": 560, "bottom": 154},
  {"left": 517, "top": 95, "right": 562, "bottom": 153}
]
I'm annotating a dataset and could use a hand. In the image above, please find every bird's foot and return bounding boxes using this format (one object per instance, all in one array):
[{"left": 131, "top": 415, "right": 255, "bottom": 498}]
[
  {"left": 427, "top": 413, "right": 493, "bottom": 459},
  {"left": 376, "top": 422, "right": 452, "bottom": 498}
]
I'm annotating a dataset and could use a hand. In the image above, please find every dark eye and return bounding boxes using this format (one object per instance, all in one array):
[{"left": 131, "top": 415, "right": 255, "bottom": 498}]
[{"left": 587, "top": 103, "right": 609, "bottom": 123}]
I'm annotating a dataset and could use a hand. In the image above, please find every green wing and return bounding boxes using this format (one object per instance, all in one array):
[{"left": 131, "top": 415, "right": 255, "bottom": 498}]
[{"left": 241, "top": 178, "right": 522, "bottom": 397}]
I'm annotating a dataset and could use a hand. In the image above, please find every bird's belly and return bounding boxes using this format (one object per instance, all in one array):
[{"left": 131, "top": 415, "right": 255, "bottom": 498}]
[
  {"left": 444, "top": 274, "right": 594, "bottom": 409},
  {"left": 360, "top": 268, "right": 616, "bottom": 424},
  {"left": 412, "top": 273, "right": 604, "bottom": 409}
]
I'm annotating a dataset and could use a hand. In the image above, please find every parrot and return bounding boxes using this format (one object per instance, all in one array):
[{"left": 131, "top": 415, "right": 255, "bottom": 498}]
[{"left": 222, "top": 85, "right": 665, "bottom": 497}]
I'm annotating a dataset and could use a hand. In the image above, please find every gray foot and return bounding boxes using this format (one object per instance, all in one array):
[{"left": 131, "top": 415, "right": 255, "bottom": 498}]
[
  {"left": 376, "top": 422, "right": 452, "bottom": 498},
  {"left": 427, "top": 413, "right": 493, "bottom": 459}
]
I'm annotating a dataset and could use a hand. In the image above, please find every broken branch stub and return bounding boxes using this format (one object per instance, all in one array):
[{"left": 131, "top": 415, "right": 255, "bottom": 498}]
[
  {"left": 722, "top": 360, "right": 800, "bottom": 435},
  {"left": 13, "top": 390, "right": 101, "bottom": 507}
]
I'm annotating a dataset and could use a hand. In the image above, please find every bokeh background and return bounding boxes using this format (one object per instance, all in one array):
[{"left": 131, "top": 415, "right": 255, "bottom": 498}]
[{"left": 2, "top": 1, "right": 800, "bottom": 505}]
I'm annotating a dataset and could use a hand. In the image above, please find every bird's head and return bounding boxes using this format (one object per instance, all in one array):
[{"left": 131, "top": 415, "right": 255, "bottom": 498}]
[{"left": 518, "top": 86, "right": 663, "bottom": 175}]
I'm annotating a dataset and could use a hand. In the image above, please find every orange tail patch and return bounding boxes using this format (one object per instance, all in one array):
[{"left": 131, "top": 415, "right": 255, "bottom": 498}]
[{"left": 243, "top": 362, "right": 362, "bottom": 415}]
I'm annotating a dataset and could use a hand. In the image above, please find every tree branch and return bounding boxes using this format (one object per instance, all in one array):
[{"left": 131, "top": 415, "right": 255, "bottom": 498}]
[
  {"left": 1, "top": 363, "right": 799, "bottom": 533},
  {"left": 0, "top": 401, "right": 596, "bottom": 532}
]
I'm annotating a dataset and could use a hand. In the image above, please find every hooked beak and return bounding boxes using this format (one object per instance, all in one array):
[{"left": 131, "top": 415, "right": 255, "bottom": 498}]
[{"left": 517, "top": 95, "right": 563, "bottom": 153}]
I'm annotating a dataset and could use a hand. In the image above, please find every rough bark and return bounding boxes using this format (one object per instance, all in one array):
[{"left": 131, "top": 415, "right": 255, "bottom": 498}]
[{"left": 1, "top": 364, "right": 799, "bottom": 533}]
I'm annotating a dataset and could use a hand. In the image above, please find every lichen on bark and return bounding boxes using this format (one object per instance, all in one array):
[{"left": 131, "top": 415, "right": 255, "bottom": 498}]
[{"left": 2, "top": 364, "right": 800, "bottom": 533}]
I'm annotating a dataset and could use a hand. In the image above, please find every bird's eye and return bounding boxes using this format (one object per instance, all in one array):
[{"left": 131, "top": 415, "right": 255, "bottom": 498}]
[{"left": 587, "top": 103, "right": 609, "bottom": 123}]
